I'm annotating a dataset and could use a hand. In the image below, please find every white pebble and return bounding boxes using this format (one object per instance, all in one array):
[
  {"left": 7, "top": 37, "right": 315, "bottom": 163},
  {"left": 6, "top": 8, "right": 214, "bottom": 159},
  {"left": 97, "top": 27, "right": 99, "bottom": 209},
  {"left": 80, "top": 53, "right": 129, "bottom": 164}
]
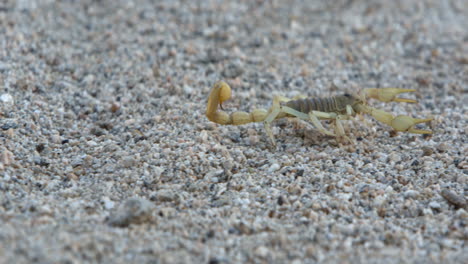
[
  {"left": 102, "top": 196, "right": 115, "bottom": 210},
  {"left": 429, "top": 201, "right": 441, "bottom": 209},
  {"left": 183, "top": 85, "right": 193, "bottom": 94},
  {"left": 337, "top": 193, "right": 352, "bottom": 201},
  {"left": 121, "top": 156, "right": 136, "bottom": 168},
  {"left": 373, "top": 195, "right": 387, "bottom": 207},
  {"left": 0, "top": 93, "right": 14, "bottom": 104},
  {"left": 87, "top": 140, "right": 98, "bottom": 147},
  {"left": 3, "top": 172, "right": 10, "bottom": 181},
  {"left": 83, "top": 74, "right": 95, "bottom": 85},
  {"left": 423, "top": 208, "right": 433, "bottom": 216},
  {"left": 268, "top": 163, "right": 280, "bottom": 173},
  {"left": 404, "top": 190, "right": 420, "bottom": 199},
  {"left": 0, "top": 62, "right": 10, "bottom": 70},
  {"left": 206, "top": 169, "right": 224, "bottom": 180},
  {"left": 51, "top": 134, "right": 63, "bottom": 144},
  {"left": 254, "top": 246, "right": 270, "bottom": 258},
  {"left": 385, "top": 186, "right": 393, "bottom": 193},
  {"left": 388, "top": 152, "right": 401, "bottom": 162}
]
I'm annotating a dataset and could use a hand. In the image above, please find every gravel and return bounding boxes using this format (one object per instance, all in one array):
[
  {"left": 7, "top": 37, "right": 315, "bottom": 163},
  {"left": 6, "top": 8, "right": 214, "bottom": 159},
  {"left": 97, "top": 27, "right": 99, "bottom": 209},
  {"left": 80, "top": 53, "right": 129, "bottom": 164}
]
[{"left": 0, "top": 0, "right": 467, "bottom": 263}]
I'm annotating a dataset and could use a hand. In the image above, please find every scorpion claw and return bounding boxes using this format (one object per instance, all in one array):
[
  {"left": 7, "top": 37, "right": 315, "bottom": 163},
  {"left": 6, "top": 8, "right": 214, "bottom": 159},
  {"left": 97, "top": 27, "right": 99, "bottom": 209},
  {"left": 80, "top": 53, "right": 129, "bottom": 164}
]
[
  {"left": 365, "top": 88, "right": 417, "bottom": 103},
  {"left": 392, "top": 97, "right": 417, "bottom": 103},
  {"left": 391, "top": 115, "right": 433, "bottom": 134},
  {"left": 369, "top": 109, "right": 433, "bottom": 134}
]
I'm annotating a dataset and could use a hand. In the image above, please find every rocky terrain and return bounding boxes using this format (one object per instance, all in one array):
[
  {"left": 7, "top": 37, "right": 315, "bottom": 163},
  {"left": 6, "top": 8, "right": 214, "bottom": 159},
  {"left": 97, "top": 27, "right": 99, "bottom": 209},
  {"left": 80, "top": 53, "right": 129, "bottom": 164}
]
[{"left": 0, "top": 0, "right": 466, "bottom": 263}]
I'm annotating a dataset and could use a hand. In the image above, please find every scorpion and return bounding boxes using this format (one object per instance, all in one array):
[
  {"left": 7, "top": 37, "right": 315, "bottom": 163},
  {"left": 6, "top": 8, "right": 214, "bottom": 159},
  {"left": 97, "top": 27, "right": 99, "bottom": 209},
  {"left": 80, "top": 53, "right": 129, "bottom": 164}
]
[{"left": 206, "top": 81, "right": 433, "bottom": 146}]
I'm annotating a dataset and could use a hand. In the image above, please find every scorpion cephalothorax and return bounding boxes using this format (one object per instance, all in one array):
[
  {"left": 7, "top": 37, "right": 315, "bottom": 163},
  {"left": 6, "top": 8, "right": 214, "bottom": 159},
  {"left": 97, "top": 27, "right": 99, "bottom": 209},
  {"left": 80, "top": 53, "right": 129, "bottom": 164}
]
[{"left": 206, "top": 81, "right": 433, "bottom": 146}]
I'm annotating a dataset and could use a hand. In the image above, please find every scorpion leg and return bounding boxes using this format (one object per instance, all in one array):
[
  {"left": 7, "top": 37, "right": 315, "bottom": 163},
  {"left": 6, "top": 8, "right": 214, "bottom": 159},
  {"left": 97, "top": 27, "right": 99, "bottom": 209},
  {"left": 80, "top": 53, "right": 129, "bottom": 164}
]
[
  {"left": 264, "top": 107, "right": 280, "bottom": 146},
  {"left": 341, "top": 105, "right": 357, "bottom": 139},
  {"left": 292, "top": 95, "right": 308, "bottom": 100},
  {"left": 346, "top": 105, "right": 355, "bottom": 116},
  {"left": 280, "top": 106, "right": 309, "bottom": 120},
  {"left": 280, "top": 106, "right": 336, "bottom": 139},
  {"left": 310, "top": 109, "right": 353, "bottom": 143},
  {"left": 308, "top": 111, "right": 337, "bottom": 137},
  {"left": 310, "top": 110, "right": 355, "bottom": 143},
  {"left": 334, "top": 115, "right": 353, "bottom": 143},
  {"left": 263, "top": 95, "right": 293, "bottom": 146}
]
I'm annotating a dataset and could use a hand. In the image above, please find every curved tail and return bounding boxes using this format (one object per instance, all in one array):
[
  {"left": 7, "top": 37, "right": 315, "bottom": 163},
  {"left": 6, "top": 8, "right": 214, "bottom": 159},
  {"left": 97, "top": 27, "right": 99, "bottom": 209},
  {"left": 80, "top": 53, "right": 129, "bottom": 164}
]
[{"left": 206, "top": 81, "right": 268, "bottom": 125}]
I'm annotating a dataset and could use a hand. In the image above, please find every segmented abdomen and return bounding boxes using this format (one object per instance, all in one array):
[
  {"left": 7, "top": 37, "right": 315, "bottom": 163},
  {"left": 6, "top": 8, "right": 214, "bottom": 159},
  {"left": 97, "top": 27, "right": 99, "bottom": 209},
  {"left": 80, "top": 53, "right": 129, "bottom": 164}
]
[{"left": 285, "top": 96, "right": 341, "bottom": 114}]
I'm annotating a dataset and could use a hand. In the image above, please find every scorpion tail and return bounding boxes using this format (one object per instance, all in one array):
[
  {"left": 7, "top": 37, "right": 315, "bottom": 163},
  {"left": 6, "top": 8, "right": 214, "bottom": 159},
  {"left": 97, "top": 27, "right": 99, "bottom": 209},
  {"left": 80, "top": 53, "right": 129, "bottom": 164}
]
[
  {"left": 206, "top": 81, "right": 268, "bottom": 125},
  {"left": 206, "top": 81, "right": 232, "bottom": 125}
]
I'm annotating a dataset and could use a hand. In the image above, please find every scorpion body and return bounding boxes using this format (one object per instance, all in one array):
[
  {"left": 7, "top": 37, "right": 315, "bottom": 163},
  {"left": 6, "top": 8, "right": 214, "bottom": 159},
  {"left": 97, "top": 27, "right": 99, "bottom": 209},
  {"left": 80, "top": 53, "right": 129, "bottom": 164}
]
[
  {"left": 284, "top": 94, "right": 360, "bottom": 116},
  {"left": 205, "top": 81, "right": 432, "bottom": 146}
]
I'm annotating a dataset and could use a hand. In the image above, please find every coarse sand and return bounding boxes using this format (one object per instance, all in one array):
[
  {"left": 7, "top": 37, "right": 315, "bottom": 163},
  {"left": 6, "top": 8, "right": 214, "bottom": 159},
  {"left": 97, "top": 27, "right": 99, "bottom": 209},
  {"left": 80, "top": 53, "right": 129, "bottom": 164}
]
[{"left": 0, "top": 0, "right": 467, "bottom": 263}]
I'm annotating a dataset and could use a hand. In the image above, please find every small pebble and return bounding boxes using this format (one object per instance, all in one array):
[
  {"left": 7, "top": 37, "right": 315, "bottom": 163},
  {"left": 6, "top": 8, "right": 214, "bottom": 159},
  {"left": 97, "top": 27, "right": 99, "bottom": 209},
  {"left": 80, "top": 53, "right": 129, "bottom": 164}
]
[
  {"left": 421, "top": 147, "right": 434, "bottom": 156},
  {"left": 1, "top": 149, "right": 14, "bottom": 166},
  {"left": 404, "top": 190, "right": 420, "bottom": 199},
  {"left": 183, "top": 85, "right": 193, "bottom": 94},
  {"left": 107, "top": 198, "right": 156, "bottom": 227},
  {"left": 429, "top": 201, "right": 441, "bottom": 210},
  {"left": 436, "top": 143, "right": 449, "bottom": 153},
  {"left": 121, "top": 156, "right": 136, "bottom": 168},
  {"left": 268, "top": 163, "right": 281, "bottom": 173},
  {"left": 0, "top": 62, "right": 10, "bottom": 71},
  {"left": 0, "top": 94, "right": 14, "bottom": 104},
  {"left": 441, "top": 189, "right": 466, "bottom": 208},
  {"left": 221, "top": 62, "right": 244, "bottom": 78},
  {"left": 154, "top": 189, "right": 180, "bottom": 203},
  {"left": 205, "top": 169, "right": 224, "bottom": 181},
  {"left": 254, "top": 246, "right": 270, "bottom": 258},
  {"left": 102, "top": 196, "right": 115, "bottom": 210}
]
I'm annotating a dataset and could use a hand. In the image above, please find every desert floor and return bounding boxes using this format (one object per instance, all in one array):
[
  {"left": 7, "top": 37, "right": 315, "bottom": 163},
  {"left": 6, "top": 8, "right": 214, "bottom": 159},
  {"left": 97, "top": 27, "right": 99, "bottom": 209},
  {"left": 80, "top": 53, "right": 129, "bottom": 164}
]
[{"left": 0, "top": 0, "right": 467, "bottom": 263}]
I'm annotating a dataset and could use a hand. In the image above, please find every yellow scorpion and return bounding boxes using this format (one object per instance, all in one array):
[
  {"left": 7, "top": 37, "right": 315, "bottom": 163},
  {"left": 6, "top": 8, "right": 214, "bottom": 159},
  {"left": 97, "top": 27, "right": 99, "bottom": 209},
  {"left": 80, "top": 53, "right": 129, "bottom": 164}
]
[{"left": 206, "top": 81, "right": 433, "bottom": 146}]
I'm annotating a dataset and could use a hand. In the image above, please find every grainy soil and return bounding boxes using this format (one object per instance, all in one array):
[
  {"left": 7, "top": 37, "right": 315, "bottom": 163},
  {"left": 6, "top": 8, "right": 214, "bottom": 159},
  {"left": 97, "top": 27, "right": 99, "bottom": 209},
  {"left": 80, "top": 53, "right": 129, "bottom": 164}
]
[{"left": 0, "top": 0, "right": 467, "bottom": 263}]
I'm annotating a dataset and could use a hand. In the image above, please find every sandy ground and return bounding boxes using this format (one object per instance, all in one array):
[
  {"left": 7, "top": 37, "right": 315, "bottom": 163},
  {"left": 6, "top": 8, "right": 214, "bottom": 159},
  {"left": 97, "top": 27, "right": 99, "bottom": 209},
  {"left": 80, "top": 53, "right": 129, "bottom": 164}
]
[{"left": 0, "top": 0, "right": 467, "bottom": 263}]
